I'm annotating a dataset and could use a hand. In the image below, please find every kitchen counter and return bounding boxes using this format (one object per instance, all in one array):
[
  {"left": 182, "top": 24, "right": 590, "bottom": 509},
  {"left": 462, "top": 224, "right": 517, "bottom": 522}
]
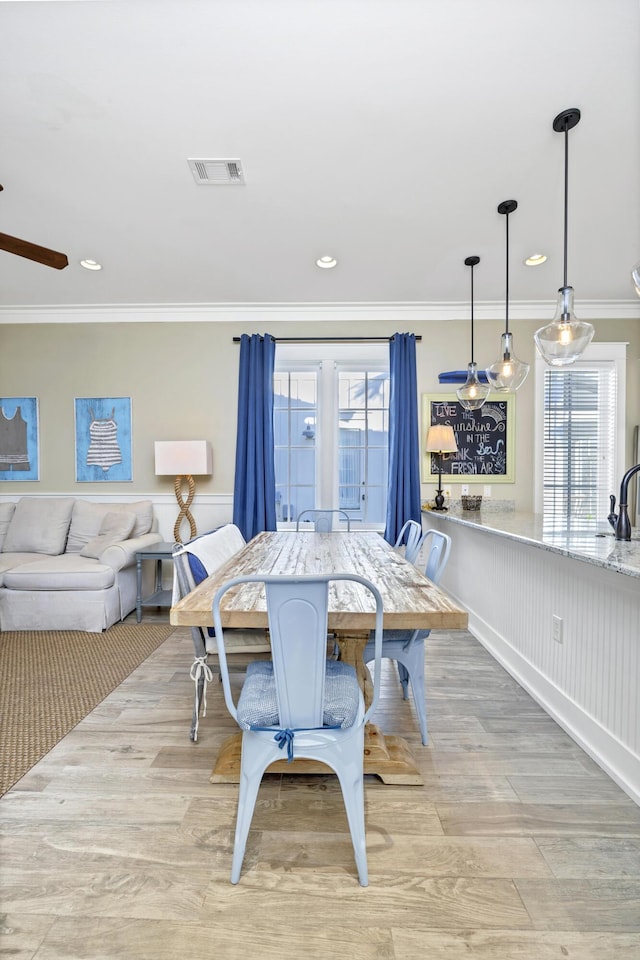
[{"left": 423, "top": 509, "right": 640, "bottom": 579}]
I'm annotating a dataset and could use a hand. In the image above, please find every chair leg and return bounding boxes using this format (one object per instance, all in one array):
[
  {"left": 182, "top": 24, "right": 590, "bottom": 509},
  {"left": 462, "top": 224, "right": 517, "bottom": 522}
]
[
  {"left": 333, "top": 737, "right": 368, "bottom": 886},
  {"left": 398, "top": 650, "right": 428, "bottom": 746},
  {"left": 397, "top": 661, "right": 410, "bottom": 700},
  {"left": 189, "top": 674, "right": 206, "bottom": 742},
  {"left": 411, "top": 673, "right": 428, "bottom": 746},
  {"left": 231, "top": 734, "right": 269, "bottom": 884}
]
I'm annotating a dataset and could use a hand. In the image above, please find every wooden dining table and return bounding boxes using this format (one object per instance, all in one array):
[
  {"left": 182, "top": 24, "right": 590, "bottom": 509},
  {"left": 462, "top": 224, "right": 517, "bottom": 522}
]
[{"left": 170, "top": 530, "right": 468, "bottom": 785}]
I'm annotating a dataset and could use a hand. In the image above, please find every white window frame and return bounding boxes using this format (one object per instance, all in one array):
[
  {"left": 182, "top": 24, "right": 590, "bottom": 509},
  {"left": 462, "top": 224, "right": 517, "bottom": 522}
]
[
  {"left": 275, "top": 342, "right": 389, "bottom": 529},
  {"left": 534, "top": 341, "right": 627, "bottom": 521}
]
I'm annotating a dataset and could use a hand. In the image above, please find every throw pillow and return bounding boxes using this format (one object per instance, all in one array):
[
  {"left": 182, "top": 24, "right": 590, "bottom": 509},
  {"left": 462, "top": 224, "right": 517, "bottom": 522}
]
[
  {"left": 67, "top": 499, "right": 154, "bottom": 552},
  {"left": 0, "top": 502, "right": 16, "bottom": 552},
  {"left": 80, "top": 511, "right": 136, "bottom": 560},
  {"left": 3, "top": 497, "right": 75, "bottom": 555}
]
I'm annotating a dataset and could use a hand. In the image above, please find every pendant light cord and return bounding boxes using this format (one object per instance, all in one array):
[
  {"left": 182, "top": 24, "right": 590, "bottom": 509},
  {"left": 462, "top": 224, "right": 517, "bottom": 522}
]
[
  {"left": 562, "top": 123, "right": 569, "bottom": 288},
  {"left": 497, "top": 199, "right": 517, "bottom": 342},
  {"left": 505, "top": 210, "right": 510, "bottom": 335},
  {"left": 464, "top": 254, "right": 480, "bottom": 365},
  {"left": 470, "top": 262, "right": 475, "bottom": 363}
]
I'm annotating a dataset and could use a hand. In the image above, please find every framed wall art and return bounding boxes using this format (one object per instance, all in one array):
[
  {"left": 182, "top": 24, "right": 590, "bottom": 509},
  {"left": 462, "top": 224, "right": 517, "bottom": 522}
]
[
  {"left": 422, "top": 393, "right": 515, "bottom": 483},
  {"left": 0, "top": 397, "right": 40, "bottom": 481},
  {"left": 75, "top": 397, "right": 133, "bottom": 482}
]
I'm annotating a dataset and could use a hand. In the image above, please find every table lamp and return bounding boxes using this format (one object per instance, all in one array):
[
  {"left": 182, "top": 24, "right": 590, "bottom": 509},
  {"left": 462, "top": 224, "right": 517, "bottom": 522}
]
[
  {"left": 154, "top": 440, "right": 213, "bottom": 543},
  {"left": 425, "top": 425, "right": 458, "bottom": 511}
]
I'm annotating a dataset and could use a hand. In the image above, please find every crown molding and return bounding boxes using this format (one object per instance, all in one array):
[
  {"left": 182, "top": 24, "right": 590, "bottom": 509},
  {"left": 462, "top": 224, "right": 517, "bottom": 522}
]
[{"left": 0, "top": 299, "right": 638, "bottom": 324}]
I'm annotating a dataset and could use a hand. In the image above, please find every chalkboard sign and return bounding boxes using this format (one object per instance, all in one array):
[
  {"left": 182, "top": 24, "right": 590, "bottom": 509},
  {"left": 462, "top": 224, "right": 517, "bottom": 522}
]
[{"left": 422, "top": 393, "right": 515, "bottom": 483}]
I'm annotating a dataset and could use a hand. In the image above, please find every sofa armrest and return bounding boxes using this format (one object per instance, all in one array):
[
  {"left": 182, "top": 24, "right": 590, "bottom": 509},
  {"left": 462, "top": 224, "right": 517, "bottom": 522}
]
[{"left": 101, "top": 532, "right": 163, "bottom": 573}]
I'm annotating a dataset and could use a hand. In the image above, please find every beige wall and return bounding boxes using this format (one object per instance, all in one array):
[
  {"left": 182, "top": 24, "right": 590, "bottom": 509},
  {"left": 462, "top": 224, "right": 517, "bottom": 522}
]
[{"left": 1, "top": 315, "right": 638, "bottom": 510}]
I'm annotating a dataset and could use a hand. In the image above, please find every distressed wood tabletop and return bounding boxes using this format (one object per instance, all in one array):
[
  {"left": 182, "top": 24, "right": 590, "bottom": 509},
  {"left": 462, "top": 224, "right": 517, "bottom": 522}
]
[{"left": 170, "top": 530, "right": 468, "bottom": 632}]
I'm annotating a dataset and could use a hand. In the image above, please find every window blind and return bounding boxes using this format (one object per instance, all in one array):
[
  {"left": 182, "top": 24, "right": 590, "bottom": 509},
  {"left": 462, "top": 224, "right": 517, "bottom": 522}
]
[{"left": 543, "top": 363, "right": 617, "bottom": 532}]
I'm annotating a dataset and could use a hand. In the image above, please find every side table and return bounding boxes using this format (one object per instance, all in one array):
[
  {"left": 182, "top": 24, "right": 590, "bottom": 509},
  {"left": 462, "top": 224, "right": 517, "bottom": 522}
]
[{"left": 135, "top": 541, "right": 175, "bottom": 622}]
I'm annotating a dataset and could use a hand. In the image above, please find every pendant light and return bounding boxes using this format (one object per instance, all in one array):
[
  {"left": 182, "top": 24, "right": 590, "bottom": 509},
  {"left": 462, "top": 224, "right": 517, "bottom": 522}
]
[
  {"left": 534, "top": 108, "right": 594, "bottom": 366},
  {"left": 457, "top": 255, "right": 490, "bottom": 411},
  {"left": 486, "top": 200, "right": 530, "bottom": 392}
]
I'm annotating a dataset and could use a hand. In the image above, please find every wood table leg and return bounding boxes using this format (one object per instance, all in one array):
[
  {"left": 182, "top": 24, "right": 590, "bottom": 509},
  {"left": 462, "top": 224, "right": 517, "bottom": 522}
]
[
  {"left": 210, "top": 724, "right": 423, "bottom": 785},
  {"left": 209, "top": 629, "right": 424, "bottom": 786}
]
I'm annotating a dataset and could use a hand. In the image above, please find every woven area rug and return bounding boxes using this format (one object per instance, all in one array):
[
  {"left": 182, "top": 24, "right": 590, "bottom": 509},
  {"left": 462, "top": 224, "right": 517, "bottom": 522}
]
[{"left": 0, "top": 622, "right": 175, "bottom": 798}]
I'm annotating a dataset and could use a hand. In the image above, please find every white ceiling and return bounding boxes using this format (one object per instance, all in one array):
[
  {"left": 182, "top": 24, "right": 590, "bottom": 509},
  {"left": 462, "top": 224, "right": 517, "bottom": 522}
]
[{"left": 1, "top": 0, "right": 639, "bottom": 319}]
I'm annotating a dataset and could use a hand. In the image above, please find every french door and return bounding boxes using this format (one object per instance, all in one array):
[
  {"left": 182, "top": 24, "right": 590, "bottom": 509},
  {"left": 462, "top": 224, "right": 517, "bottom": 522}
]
[{"left": 274, "top": 350, "right": 389, "bottom": 529}]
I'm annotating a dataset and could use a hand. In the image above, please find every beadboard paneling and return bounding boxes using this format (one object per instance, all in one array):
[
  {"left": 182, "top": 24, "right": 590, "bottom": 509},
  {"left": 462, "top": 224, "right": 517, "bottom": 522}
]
[{"left": 429, "top": 516, "right": 640, "bottom": 804}]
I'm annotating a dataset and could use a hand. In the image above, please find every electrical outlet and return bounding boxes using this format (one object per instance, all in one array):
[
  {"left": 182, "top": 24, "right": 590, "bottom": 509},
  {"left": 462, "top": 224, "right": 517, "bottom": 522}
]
[
  {"left": 443, "top": 486, "right": 452, "bottom": 499},
  {"left": 461, "top": 484, "right": 469, "bottom": 495},
  {"left": 552, "top": 615, "right": 563, "bottom": 644},
  {"left": 483, "top": 485, "right": 492, "bottom": 497}
]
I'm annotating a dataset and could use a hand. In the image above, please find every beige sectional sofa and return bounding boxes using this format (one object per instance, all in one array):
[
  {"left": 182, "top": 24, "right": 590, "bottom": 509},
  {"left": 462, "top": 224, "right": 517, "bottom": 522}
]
[{"left": 0, "top": 497, "right": 162, "bottom": 632}]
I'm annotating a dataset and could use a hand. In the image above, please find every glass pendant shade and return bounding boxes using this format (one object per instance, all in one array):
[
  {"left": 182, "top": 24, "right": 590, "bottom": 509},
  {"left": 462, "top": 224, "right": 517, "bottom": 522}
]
[
  {"left": 457, "top": 361, "right": 490, "bottom": 410},
  {"left": 534, "top": 285, "right": 594, "bottom": 366},
  {"left": 486, "top": 332, "right": 530, "bottom": 391}
]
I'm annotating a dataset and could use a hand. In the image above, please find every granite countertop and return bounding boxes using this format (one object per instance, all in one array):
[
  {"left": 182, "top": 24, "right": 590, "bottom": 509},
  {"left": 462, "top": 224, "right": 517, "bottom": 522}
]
[{"left": 423, "top": 508, "right": 640, "bottom": 579}]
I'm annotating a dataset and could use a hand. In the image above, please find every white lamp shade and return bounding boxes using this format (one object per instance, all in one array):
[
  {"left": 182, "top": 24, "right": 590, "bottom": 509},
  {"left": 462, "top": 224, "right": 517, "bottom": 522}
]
[
  {"left": 154, "top": 440, "right": 213, "bottom": 476},
  {"left": 425, "top": 424, "right": 458, "bottom": 453}
]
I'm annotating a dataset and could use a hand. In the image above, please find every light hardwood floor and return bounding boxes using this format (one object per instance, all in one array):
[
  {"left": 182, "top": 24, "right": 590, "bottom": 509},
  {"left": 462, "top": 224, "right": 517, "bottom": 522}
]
[{"left": 2, "top": 613, "right": 640, "bottom": 960}]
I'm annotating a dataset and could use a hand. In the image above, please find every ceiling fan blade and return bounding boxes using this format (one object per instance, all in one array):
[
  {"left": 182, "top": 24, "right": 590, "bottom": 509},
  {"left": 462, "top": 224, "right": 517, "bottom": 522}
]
[{"left": 0, "top": 232, "right": 69, "bottom": 270}]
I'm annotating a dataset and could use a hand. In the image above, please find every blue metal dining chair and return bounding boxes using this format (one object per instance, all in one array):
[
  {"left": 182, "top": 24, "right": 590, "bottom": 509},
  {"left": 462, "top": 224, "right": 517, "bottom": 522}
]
[
  {"left": 363, "top": 529, "right": 452, "bottom": 745},
  {"left": 212, "top": 572, "right": 384, "bottom": 886},
  {"left": 295, "top": 509, "right": 351, "bottom": 531},
  {"left": 394, "top": 519, "right": 423, "bottom": 564}
]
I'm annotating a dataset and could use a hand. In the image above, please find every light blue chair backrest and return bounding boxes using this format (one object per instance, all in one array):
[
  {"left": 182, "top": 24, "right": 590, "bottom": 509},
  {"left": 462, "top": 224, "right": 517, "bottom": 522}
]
[
  {"left": 266, "top": 577, "right": 330, "bottom": 728},
  {"left": 421, "top": 529, "right": 452, "bottom": 585},
  {"left": 295, "top": 509, "right": 351, "bottom": 532},
  {"left": 394, "top": 519, "right": 423, "bottom": 564}
]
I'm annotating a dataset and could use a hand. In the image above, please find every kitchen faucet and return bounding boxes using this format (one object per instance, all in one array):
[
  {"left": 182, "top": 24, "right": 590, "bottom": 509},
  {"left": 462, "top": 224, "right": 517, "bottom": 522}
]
[{"left": 608, "top": 463, "right": 640, "bottom": 540}]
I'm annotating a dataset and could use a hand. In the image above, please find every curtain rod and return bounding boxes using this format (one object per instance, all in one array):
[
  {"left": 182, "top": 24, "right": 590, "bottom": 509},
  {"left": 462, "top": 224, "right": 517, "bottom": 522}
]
[{"left": 232, "top": 335, "right": 422, "bottom": 343}]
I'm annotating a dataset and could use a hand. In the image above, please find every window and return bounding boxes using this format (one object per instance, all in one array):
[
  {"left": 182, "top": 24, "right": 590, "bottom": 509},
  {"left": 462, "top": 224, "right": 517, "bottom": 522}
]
[
  {"left": 535, "top": 342, "right": 626, "bottom": 532},
  {"left": 273, "top": 369, "right": 317, "bottom": 521},
  {"left": 337, "top": 370, "right": 389, "bottom": 522},
  {"left": 274, "top": 344, "right": 389, "bottom": 528}
]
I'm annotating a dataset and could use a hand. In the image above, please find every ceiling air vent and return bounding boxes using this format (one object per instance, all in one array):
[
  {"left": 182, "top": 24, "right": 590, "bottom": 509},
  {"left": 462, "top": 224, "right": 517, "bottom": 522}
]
[{"left": 188, "top": 158, "right": 245, "bottom": 185}]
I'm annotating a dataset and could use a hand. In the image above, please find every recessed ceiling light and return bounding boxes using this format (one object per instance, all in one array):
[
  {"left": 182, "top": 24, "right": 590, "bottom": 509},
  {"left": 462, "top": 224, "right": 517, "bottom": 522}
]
[
  {"left": 80, "top": 259, "right": 102, "bottom": 271},
  {"left": 316, "top": 256, "right": 337, "bottom": 269},
  {"left": 524, "top": 254, "right": 547, "bottom": 267}
]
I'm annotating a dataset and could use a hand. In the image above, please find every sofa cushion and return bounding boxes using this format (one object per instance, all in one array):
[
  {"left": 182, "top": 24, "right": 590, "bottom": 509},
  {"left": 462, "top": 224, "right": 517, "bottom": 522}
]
[
  {"left": 0, "top": 552, "right": 43, "bottom": 586},
  {"left": 3, "top": 497, "right": 74, "bottom": 555},
  {"left": 66, "top": 499, "right": 154, "bottom": 552},
  {"left": 80, "top": 511, "right": 136, "bottom": 559},
  {"left": 0, "top": 502, "right": 16, "bottom": 552},
  {"left": 3, "top": 554, "right": 116, "bottom": 591}
]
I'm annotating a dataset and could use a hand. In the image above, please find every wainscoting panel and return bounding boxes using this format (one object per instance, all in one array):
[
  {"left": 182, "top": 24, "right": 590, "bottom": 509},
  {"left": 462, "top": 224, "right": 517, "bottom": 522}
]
[{"left": 430, "top": 516, "right": 640, "bottom": 804}]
